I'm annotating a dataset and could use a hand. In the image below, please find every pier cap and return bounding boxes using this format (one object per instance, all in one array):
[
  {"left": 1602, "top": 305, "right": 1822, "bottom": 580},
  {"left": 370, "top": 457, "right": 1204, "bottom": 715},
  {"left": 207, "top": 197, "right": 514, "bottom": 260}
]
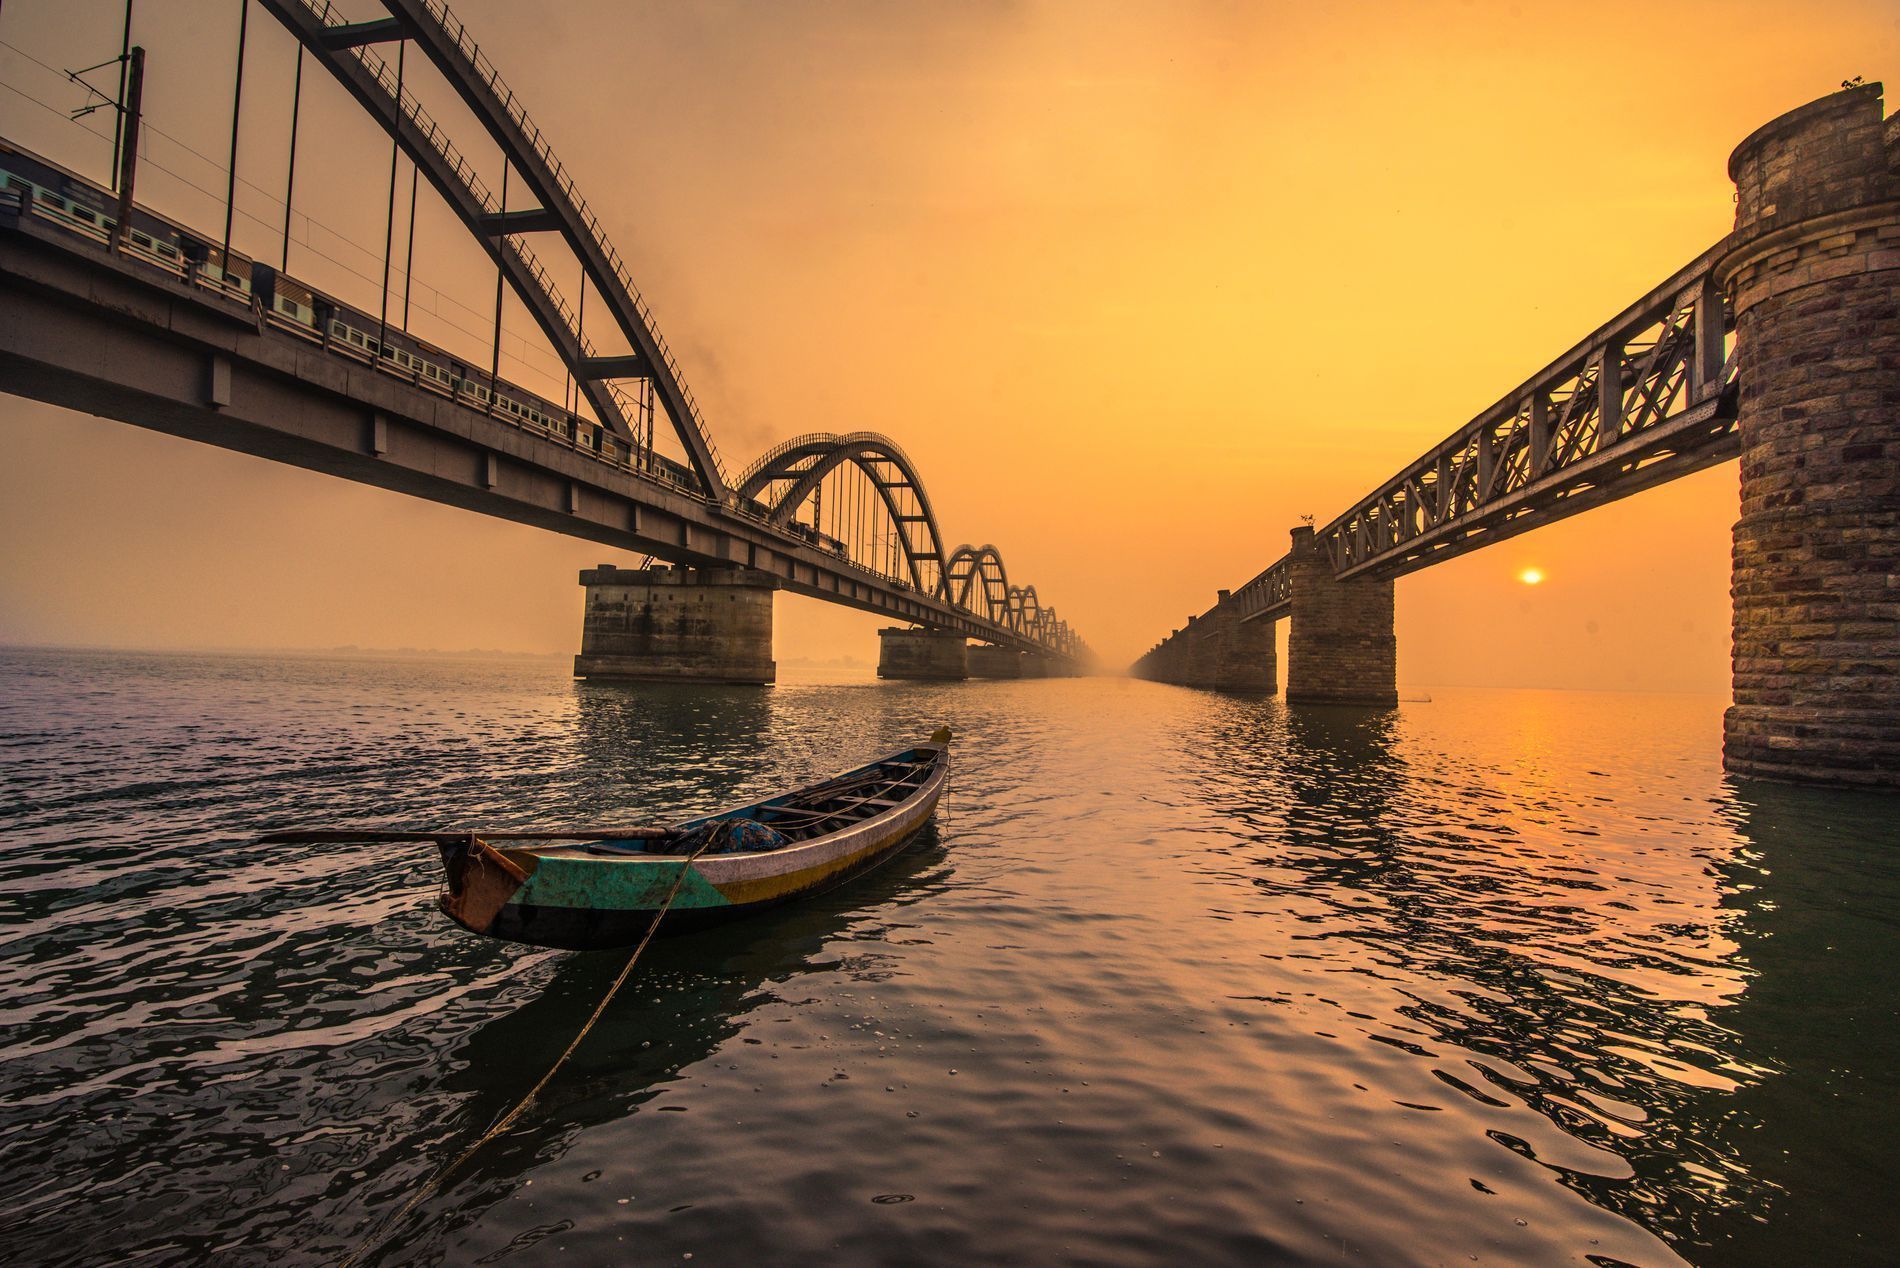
[{"left": 1727, "top": 82, "right": 1891, "bottom": 234}]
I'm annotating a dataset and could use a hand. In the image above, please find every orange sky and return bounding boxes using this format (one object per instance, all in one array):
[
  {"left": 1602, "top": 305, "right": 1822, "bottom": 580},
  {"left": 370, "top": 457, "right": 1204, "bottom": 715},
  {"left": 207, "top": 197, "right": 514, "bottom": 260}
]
[{"left": 1, "top": 1, "right": 1894, "bottom": 686}]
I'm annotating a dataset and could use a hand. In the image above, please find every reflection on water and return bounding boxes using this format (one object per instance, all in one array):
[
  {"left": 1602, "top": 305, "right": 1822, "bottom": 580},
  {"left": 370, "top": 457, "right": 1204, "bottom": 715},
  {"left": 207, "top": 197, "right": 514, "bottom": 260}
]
[{"left": 0, "top": 650, "right": 1895, "bottom": 1265}]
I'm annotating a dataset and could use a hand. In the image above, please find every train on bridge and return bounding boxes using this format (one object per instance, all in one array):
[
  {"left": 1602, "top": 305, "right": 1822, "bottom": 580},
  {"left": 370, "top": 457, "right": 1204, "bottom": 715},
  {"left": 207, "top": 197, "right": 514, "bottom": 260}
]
[
  {"left": 0, "top": 0, "right": 1083, "bottom": 664},
  {"left": 0, "top": 138, "right": 845, "bottom": 539}
]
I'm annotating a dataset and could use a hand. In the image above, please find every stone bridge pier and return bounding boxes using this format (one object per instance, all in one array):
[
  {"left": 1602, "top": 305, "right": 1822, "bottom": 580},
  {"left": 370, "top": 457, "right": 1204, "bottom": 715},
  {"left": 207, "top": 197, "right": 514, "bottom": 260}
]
[
  {"left": 574, "top": 564, "right": 777, "bottom": 684},
  {"left": 1188, "top": 595, "right": 1276, "bottom": 691},
  {"left": 1132, "top": 593, "right": 1276, "bottom": 691},
  {"left": 968, "top": 644, "right": 1024, "bottom": 678},
  {"left": 1283, "top": 525, "right": 1397, "bottom": 707},
  {"left": 1721, "top": 84, "right": 1900, "bottom": 788},
  {"left": 877, "top": 627, "right": 969, "bottom": 680}
]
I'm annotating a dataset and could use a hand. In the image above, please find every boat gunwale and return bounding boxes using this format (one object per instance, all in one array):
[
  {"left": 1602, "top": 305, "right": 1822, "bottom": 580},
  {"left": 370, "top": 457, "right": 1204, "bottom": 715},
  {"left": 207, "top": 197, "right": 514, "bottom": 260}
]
[{"left": 507, "top": 740, "right": 950, "bottom": 869}]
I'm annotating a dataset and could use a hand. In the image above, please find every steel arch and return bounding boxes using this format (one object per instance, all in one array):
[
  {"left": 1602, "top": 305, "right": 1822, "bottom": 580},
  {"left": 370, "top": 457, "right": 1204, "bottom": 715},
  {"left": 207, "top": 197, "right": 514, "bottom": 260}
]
[
  {"left": 945, "top": 545, "right": 1015, "bottom": 628},
  {"left": 1013, "top": 586, "right": 1062, "bottom": 642},
  {"left": 735, "top": 432, "right": 951, "bottom": 598},
  {"left": 258, "top": 0, "right": 728, "bottom": 494},
  {"left": 240, "top": 0, "right": 1082, "bottom": 656}
]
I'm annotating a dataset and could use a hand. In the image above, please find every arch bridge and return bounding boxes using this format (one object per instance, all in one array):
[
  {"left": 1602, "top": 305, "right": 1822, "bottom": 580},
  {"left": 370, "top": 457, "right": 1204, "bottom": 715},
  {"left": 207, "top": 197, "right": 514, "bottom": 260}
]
[{"left": 0, "top": 0, "right": 1085, "bottom": 676}]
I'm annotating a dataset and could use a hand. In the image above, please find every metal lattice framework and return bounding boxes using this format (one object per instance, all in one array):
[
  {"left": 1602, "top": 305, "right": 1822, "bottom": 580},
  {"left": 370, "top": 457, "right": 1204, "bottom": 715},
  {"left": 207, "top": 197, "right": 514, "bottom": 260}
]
[{"left": 1224, "top": 240, "right": 1740, "bottom": 626}]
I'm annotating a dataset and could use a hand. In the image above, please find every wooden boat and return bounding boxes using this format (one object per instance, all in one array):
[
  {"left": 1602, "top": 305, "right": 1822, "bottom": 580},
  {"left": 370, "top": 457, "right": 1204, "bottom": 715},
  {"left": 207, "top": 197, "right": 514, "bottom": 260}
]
[{"left": 261, "top": 729, "right": 951, "bottom": 950}]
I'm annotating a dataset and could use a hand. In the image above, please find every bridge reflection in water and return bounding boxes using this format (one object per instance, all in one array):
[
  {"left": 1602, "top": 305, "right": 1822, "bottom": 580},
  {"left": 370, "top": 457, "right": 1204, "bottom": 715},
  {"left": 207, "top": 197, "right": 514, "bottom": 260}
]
[
  {"left": 0, "top": 664, "right": 1895, "bottom": 1264},
  {"left": 1165, "top": 690, "right": 1899, "bottom": 1264}
]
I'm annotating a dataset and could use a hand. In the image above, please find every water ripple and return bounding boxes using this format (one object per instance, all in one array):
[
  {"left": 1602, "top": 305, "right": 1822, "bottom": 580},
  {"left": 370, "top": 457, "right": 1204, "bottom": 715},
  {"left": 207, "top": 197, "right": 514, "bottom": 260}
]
[{"left": 0, "top": 652, "right": 1896, "bottom": 1265}]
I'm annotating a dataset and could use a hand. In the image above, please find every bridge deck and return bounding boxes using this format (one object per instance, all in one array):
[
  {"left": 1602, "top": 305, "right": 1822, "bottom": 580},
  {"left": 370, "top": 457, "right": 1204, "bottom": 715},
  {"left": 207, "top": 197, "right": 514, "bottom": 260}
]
[{"left": 0, "top": 195, "right": 1060, "bottom": 656}]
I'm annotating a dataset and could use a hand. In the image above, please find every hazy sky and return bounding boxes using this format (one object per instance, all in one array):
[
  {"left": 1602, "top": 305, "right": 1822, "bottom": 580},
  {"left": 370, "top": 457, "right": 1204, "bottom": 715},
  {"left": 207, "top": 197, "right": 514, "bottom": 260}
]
[{"left": 1, "top": 1, "right": 1894, "bottom": 687}]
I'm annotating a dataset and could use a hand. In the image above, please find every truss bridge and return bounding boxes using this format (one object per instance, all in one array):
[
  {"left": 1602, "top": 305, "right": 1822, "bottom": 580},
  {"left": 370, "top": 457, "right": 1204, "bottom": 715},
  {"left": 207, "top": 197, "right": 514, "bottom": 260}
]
[{"left": 1136, "top": 83, "right": 1899, "bottom": 789}]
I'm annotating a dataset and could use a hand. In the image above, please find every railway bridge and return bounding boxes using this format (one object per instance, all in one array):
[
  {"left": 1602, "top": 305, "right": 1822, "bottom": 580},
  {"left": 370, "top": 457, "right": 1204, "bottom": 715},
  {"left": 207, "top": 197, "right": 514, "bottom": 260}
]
[
  {"left": 1137, "top": 83, "right": 1900, "bottom": 789},
  {"left": 0, "top": 0, "right": 1087, "bottom": 683}
]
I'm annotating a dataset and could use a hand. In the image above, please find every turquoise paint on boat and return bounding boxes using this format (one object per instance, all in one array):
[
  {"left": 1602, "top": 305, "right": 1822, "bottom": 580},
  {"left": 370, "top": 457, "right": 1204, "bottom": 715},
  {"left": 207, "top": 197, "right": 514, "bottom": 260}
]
[{"left": 514, "top": 855, "right": 734, "bottom": 911}]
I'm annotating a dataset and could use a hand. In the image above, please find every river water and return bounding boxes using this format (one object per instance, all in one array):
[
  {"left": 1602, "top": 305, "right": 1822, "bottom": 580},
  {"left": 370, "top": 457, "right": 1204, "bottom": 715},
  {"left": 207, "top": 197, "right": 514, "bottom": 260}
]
[{"left": 1, "top": 647, "right": 1895, "bottom": 1266}]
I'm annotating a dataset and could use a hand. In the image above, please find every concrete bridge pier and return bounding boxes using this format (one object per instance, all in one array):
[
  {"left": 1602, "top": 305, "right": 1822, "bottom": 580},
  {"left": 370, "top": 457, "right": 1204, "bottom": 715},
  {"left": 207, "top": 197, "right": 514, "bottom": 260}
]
[
  {"left": 1721, "top": 84, "right": 1900, "bottom": 788},
  {"left": 1284, "top": 525, "right": 1398, "bottom": 707},
  {"left": 968, "top": 644, "right": 1023, "bottom": 678},
  {"left": 574, "top": 564, "right": 777, "bottom": 684},
  {"left": 878, "top": 627, "right": 969, "bottom": 680}
]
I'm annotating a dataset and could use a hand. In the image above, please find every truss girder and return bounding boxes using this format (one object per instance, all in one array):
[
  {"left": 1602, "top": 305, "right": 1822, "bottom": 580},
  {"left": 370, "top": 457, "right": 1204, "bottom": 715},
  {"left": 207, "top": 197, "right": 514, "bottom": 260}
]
[
  {"left": 1317, "top": 240, "right": 1737, "bottom": 580},
  {"left": 1213, "top": 239, "right": 1739, "bottom": 638}
]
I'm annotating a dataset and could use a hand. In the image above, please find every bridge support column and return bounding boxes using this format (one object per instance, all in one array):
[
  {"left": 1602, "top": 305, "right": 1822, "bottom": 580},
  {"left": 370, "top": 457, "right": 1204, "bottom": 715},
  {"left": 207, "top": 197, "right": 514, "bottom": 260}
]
[
  {"left": 574, "top": 564, "right": 776, "bottom": 684},
  {"left": 1284, "top": 524, "right": 1397, "bottom": 706},
  {"left": 1721, "top": 84, "right": 1900, "bottom": 788},
  {"left": 1208, "top": 591, "right": 1276, "bottom": 691},
  {"left": 877, "top": 627, "right": 968, "bottom": 680},
  {"left": 968, "top": 644, "right": 1023, "bottom": 678}
]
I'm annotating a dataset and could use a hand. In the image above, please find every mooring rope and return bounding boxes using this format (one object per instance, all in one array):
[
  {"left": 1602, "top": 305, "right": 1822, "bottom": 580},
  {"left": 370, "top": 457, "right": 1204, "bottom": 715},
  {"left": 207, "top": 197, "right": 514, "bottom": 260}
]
[{"left": 336, "top": 837, "right": 717, "bottom": 1268}]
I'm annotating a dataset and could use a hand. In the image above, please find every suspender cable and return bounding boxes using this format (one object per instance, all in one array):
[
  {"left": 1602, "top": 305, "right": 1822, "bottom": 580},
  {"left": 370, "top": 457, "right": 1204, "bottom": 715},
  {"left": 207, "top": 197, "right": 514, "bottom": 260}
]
[
  {"left": 106, "top": 46, "right": 143, "bottom": 256},
  {"left": 221, "top": 0, "right": 247, "bottom": 274},
  {"left": 378, "top": 40, "right": 404, "bottom": 348},
  {"left": 568, "top": 265, "right": 584, "bottom": 418},
  {"left": 642, "top": 377, "right": 654, "bottom": 466},
  {"left": 280, "top": 44, "right": 301, "bottom": 272},
  {"left": 401, "top": 165, "right": 418, "bottom": 330},
  {"left": 488, "top": 164, "right": 508, "bottom": 412},
  {"left": 110, "top": 0, "right": 133, "bottom": 191}
]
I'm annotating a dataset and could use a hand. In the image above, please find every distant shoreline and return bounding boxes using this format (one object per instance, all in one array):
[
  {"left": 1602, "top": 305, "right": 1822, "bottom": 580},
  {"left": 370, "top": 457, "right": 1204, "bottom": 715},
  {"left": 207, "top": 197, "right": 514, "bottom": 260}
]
[
  {"left": 0, "top": 642, "right": 568, "bottom": 663},
  {"left": 0, "top": 643, "right": 877, "bottom": 671}
]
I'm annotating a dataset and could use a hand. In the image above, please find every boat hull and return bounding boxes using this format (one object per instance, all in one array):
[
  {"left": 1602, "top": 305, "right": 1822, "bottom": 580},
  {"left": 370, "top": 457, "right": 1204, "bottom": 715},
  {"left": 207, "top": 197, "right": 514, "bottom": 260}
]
[
  {"left": 481, "top": 816, "right": 934, "bottom": 948},
  {"left": 438, "top": 744, "right": 948, "bottom": 950}
]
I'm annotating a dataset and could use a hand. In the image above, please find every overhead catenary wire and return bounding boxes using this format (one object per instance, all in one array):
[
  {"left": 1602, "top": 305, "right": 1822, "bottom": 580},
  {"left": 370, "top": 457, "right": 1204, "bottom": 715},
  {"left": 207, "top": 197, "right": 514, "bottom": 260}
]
[
  {"left": 0, "top": 51, "right": 580, "bottom": 391},
  {"left": 220, "top": 0, "right": 246, "bottom": 269},
  {"left": 1, "top": 73, "right": 580, "bottom": 402}
]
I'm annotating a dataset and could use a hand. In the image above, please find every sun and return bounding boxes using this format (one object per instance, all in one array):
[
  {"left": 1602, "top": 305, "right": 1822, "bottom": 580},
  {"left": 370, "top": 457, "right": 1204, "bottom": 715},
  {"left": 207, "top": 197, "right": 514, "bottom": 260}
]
[{"left": 1518, "top": 568, "right": 1545, "bottom": 585}]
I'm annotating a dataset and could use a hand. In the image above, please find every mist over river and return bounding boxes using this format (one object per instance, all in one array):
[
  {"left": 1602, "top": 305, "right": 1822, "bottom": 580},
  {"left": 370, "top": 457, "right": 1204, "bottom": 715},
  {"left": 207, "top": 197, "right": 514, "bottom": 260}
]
[{"left": 1, "top": 647, "right": 1895, "bottom": 1266}]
